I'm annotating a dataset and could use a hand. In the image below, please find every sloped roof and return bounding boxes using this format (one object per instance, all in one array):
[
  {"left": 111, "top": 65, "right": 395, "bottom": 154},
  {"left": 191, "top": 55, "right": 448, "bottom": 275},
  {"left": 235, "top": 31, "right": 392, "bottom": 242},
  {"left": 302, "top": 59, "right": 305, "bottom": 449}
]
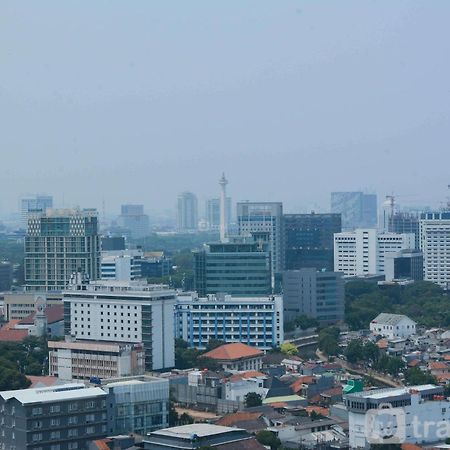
[
  {"left": 371, "top": 313, "right": 415, "bottom": 326},
  {"left": 202, "top": 343, "right": 264, "bottom": 361},
  {"left": 26, "top": 376, "right": 62, "bottom": 388},
  {"left": 19, "top": 305, "right": 64, "bottom": 325},
  {"left": 429, "top": 361, "right": 449, "bottom": 370},
  {"left": 0, "top": 321, "right": 28, "bottom": 342},
  {"left": 229, "top": 371, "right": 266, "bottom": 382}
]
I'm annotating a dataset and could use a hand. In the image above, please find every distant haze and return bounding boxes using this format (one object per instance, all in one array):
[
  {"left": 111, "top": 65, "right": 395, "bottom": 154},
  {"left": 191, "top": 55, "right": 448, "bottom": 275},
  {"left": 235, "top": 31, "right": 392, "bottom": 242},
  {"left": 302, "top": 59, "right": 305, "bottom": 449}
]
[{"left": 1, "top": 1, "right": 450, "bottom": 216}]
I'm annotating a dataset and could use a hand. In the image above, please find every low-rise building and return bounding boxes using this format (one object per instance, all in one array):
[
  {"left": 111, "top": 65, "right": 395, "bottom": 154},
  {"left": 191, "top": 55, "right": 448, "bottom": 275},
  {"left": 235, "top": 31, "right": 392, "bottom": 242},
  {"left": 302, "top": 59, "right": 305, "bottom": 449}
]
[
  {"left": 3, "top": 292, "right": 62, "bottom": 321},
  {"left": 0, "top": 383, "right": 108, "bottom": 450},
  {"left": 144, "top": 424, "right": 265, "bottom": 450},
  {"left": 370, "top": 313, "right": 417, "bottom": 339},
  {"left": 224, "top": 371, "right": 268, "bottom": 402},
  {"left": 201, "top": 343, "right": 264, "bottom": 372},
  {"left": 175, "top": 293, "right": 283, "bottom": 351},
  {"left": 48, "top": 339, "right": 145, "bottom": 380}
]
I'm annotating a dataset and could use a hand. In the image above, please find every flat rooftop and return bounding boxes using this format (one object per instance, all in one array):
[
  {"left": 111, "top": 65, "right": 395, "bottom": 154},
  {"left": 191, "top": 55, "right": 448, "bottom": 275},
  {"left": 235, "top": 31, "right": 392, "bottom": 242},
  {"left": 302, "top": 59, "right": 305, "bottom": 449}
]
[
  {"left": 151, "top": 424, "right": 242, "bottom": 439},
  {"left": 346, "top": 384, "right": 439, "bottom": 399},
  {"left": 0, "top": 384, "right": 105, "bottom": 404}
]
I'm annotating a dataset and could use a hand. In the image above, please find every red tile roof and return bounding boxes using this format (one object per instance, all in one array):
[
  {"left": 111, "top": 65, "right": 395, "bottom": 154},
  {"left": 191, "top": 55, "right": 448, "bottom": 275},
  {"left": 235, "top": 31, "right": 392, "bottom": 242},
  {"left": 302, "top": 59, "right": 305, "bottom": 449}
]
[
  {"left": 19, "top": 305, "right": 64, "bottom": 325},
  {"left": 407, "top": 359, "right": 420, "bottom": 367},
  {"left": 320, "top": 386, "right": 343, "bottom": 398},
  {"left": 290, "top": 376, "right": 315, "bottom": 393},
  {"left": 0, "top": 321, "right": 28, "bottom": 342},
  {"left": 305, "top": 406, "right": 330, "bottom": 417},
  {"left": 377, "top": 339, "right": 388, "bottom": 349},
  {"left": 202, "top": 343, "right": 264, "bottom": 361},
  {"left": 27, "top": 376, "right": 61, "bottom": 388},
  {"left": 216, "top": 412, "right": 262, "bottom": 427},
  {"left": 429, "top": 361, "right": 449, "bottom": 370}
]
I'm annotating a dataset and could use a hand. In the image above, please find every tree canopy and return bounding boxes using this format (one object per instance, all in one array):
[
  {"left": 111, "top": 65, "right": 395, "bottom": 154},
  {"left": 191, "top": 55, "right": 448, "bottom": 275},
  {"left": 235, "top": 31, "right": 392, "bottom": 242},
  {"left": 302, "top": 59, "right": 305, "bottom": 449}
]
[{"left": 345, "top": 281, "right": 449, "bottom": 330}]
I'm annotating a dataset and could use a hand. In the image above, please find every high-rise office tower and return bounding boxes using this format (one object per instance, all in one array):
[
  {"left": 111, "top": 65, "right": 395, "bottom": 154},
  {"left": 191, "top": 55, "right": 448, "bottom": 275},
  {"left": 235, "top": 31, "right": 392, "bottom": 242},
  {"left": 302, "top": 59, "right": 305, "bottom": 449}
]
[
  {"left": 420, "top": 212, "right": 450, "bottom": 289},
  {"left": 284, "top": 213, "right": 341, "bottom": 271},
  {"left": 331, "top": 192, "right": 377, "bottom": 230},
  {"left": 237, "top": 202, "right": 283, "bottom": 278},
  {"left": 205, "top": 197, "right": 232, "bottom": 231},
  {"left": 20, "top": 195, "right": 53, "bottom": 228},
  {"left": 25, "top": 208, "right": 100, "bottom": 291},
  {"left": 177, "top": 192, "right": 198, "bottom": 232},
  {"left": 194, "top": 235, "right": 271, "bottom": 297},
  {"left": 118, "top": 204, "right": 149, "bottom": 239}
]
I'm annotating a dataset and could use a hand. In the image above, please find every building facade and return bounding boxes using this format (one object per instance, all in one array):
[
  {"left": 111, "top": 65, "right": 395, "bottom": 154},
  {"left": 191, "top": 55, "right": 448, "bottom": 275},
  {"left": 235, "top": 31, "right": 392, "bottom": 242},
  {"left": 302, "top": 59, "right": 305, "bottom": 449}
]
[
  {"left": 0, "top": 261, "right": 13, "bottom": 291},
  {"left": 48, "top": 340, "right": 145, "bottom": 380},
  {"left": 177, "top": 192, "right": 198, "bottom": 232},
  {"left": 237, "top": 201, "right": 283, "bottom": 276},
  {"left": 384, "top": 249, "right": 424, "bottom": 282},
  {"left": 334, "top": 229, "right": 415, "bottom": 277},
  {"left": 284, "top": 213, "right": 341, "bottom": 272},
  {"left": 63, "top": 280, "right": 176, "bottom": 370},
  {"left": 0, "top": 383, "right": 107, "bottom": 450},
  {"left": 387, "top": 211, "right": 420, "bottom": 250},
  {"left": 20, "top": 195, "right": 53, "bottom": 228},
  {"left": 3, "top": 292, "right": 62, "bottom": 321},
  {"left": 344, "top": 384, "right": 447, "bottom": 448},
  {"left": 331, "top": 192, "right": 377, "bottom": 230},
  {"left": 194, "top": 236, "right": 271, "bottom": 297},
  {"left": 420, "top": 212, "right": 450, "bottom": 288},
  {"left": 101, "top": 249, "right": 143, "bottom": 281},
  {"left": 118, "top": 204, "right": 150, "bottom": 239},
  {"left": 282, "top": 269, "right": 345, "bottom": 324},
  {"left": 24, "top": 208, "right": 100, "bottom": 291},
  {"left": 102, "top": 376, "right": 169, "bottom": 436},
  {"left": 369, "top": 313, "right": 417, "bottom": 339},
  {"left": 206, "top": 197, "right": 232, "bottom": 231},
  {"left": 175, "top": 293, "right": 283, "bottom": 350}
]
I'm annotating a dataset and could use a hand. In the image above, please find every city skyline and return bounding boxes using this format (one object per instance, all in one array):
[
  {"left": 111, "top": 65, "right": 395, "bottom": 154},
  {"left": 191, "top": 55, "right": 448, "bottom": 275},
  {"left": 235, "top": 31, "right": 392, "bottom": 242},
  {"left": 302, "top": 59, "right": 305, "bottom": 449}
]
[{"left": 1, "top": 2, "right": 450, "bottom": 215}]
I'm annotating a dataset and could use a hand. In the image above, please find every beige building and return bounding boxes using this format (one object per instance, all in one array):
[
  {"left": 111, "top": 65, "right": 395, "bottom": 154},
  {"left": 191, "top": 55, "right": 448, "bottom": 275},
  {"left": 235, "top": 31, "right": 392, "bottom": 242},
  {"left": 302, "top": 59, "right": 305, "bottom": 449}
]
[
  {"left": 48, "top": 339, "right": 145, "bottom": 381},
  {"left": 3, "top": 292, "right": 62, "bottom": 321}
]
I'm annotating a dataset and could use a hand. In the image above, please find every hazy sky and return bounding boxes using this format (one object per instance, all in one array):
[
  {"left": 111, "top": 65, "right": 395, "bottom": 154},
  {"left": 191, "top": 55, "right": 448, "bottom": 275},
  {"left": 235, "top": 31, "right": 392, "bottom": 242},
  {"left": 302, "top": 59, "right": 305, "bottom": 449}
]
[{"left": 1, "top": 1, "right": 450, "bottom": 216}]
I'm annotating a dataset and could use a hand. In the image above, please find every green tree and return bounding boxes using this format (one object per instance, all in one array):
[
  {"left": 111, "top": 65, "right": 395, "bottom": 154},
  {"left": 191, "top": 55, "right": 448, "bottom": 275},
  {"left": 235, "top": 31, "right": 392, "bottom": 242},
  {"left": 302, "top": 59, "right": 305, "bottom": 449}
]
[
  {"left": 318, "top": 327, "right": 341, "bottom": 356},
  {"left": 256, "top": 430, "right": 281, "bottom": 450},
  {"left": 280, "top": 342, "right": 299, "bottom": 357},
  {"left": 345, "top": 340, "right": 364, "bottom": 363},
  {"left": 244, "top": 392, "right": 263, "bottom": 408},
  {"left": 405, "top": 367, "right": 437, "bottom": 385},
  {"left": 179, "top": 412, "right": 194, "bottom": 425},
  {"left": 363, "top": 341, "right": 380, "bottom": 363}
]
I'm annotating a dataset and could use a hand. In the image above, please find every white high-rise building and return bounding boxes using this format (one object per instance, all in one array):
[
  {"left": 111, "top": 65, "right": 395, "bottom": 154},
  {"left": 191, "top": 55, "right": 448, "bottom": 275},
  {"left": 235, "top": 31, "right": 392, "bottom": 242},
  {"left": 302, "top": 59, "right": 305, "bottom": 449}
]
[
  {"left": 420, "top": 212, "right": 450, "bottom": 288},
  {"left": 63, "top": 280, "right": 176, "bottom": 370},
  {"left": 334, "top": 229, "right": 415, "bottom": 277}
]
